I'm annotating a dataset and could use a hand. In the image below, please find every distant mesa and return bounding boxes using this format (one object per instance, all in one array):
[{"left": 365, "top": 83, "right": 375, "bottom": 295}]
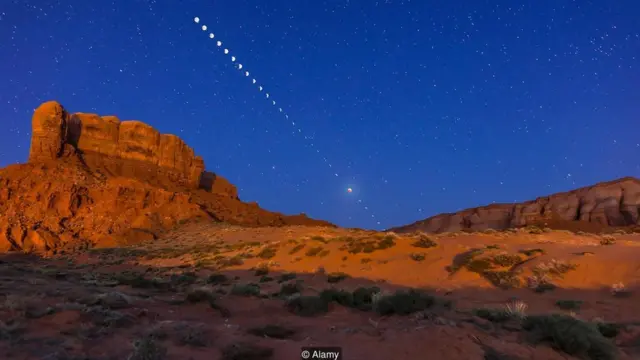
[
  {"left": 0, "top": 101, "right": 332, "bottom": 253},
  {"left": 389, "top": 177, "right": 640, "bottom": 234}
]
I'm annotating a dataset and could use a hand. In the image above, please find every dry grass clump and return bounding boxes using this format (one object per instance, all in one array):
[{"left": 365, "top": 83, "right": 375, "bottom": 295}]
[{"left": 599, "top": 235, "right": 616, "bottom": 246}]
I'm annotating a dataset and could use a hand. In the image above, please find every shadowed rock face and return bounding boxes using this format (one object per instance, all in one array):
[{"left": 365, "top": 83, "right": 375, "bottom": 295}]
[
  {"left": 1, "top": 101, "right": 333, "bottom": 253},
  {"left": 389, "top": 177, "right": 640, "bottom": 233}
]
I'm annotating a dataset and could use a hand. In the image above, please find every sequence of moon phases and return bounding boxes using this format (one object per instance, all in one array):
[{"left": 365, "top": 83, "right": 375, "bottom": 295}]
[{"left": 194, "top": 16, "right": 360, "bottom": 200}]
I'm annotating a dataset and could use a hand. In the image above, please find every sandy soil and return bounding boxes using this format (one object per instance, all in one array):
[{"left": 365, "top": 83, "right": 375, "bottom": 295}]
[{"left": 1, "top": 223, "right": 639, "bottom": 360}]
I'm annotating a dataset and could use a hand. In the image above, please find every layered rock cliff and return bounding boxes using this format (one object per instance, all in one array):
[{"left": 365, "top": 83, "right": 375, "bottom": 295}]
[
  {"left": 389, "top": 177, "right": 640, "bottom": 233},
  {"left": 1, "top": 101, "right": 332, "bottom": 253},
  {"left": 29, "top": 101, "right": 206, "bottom": 189}
]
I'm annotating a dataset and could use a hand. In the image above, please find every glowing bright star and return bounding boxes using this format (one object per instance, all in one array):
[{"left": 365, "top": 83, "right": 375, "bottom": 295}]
[
  {"left": 224, "top": 48, "right": 229, "bottom": 54},
  {"left": 194, "top": 17, "right": 200, "bottom": 23},
  {"left": 217, "top": 41, "right": 222, "bottom": 47},
  {"left": 347, "top": 187, "right": 353, "bottom": 193},
  {"left": 201, "top": 25, "right": 207, "bottom": 31},
  {"left": 209, "top": 33, "right": 214, "bottom": 39}
]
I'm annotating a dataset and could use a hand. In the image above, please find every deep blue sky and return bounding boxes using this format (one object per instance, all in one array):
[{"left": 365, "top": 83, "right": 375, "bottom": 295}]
[{"left": 1, "top": 1, "right": 639, "bottom": 230}]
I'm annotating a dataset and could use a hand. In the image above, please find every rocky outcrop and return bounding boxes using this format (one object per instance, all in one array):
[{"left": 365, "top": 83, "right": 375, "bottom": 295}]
[
  {"left": 389, "top": 177, "right": 640, "bottom": 233},
  {"left": 30, "top": 102, "right": 206, "bottom": 189},
  {"left": 1, "top": 101, "right": 332, "bottom": 253}
]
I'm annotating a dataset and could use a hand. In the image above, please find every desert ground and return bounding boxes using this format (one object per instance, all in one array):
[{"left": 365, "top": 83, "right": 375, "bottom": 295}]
[{"left": 1, "top": 223, "right": 639, "bottom": 360}]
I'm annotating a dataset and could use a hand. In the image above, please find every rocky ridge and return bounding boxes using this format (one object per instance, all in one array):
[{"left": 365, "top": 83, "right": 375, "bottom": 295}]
[
  {"left": 0, "top": 101, "right": 332, "bottom": 253},
  {"left": 389, "top": 177, "right": 640, "bottom": 233}
]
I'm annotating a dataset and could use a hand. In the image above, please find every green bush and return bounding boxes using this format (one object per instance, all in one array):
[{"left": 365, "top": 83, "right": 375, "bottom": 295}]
[
  {"left": 522, "top": 314, "right": 617, "bottom": 360},
  {"left": 285, "top": 295, "right": 329, "bottom": 317},
  {"left": 373, "top": 289, "right": 439, "bottom": 316}
]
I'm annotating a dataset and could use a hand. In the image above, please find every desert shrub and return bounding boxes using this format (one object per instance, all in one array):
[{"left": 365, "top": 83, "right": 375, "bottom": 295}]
[
  {"left": 279, "top": 282, "right": 303, "bottom": 296},
  {"left": 257, "top": 247, "right": 277, "bottom": 259},
  {"left": 490, "top": 254, "right": 523, "bottom": 267},
  {"left": 533, "top": 259, "right": 577, "bottom": 278},
  {"left": 305, "top": 247, "right": 324, "bottom": 257},
  {"left": 362, "top": 244, "right": 376, "bottom": 253},
  {"left": 217, "top": 256, "right": 244, "bottom": 267},
  {"left": 320, "top": 288, "right": 355, "bottom": 307},
  {"left": 533, "top": 283, "right": 556, "bottom": 293},
  {"left": 186, "top": 288, "right": 213, "bottom": 303},
  {"left": 310, "top": 236, "right": 328, "bottom": 243},
  {"left": 351, "top": 287, "right": 381, "bottom": 310},
  {"left": 317, "top": 249, "right": 331, "bottom": 257},
  {"left": 599, "top": 235, "right": 616, "bottom": 246},
  {"left": 373, "top": 289, "right": 443, "bottom": 315},
  {"left": 466, "top": 258, "right": 492, "bottom": 273},
  {"left": 230, "top": 283, "right": 260, "bottom": 297},
  {"left": 318, "top": 286, "right": 381, "bottom": 311},
  {"left": 174, "top": 323, "right": 209, "bottom": 347},
  {"left": 412, "top": 235, "right": 438, "bottom": 248},
  {"left": 519, "top": 248, "right": 545, "bottom": 256},
  {"left": 410, "top": 253, "right": 426, "bottom": 262},
  {"left": 206, "top": 273, "right": 228, "bottom": 285},
  {"left": 259, "top": 276, "right": 273, "bottom": 283},
  {"left": 525, "top": 226, "right": 544, "bottom": 234},
  {"left": 522, "top": 314, "right": 617, "bottom": 360},
  {"left": 483, "top": 271, "right": 522, "bottom": 289},
  {"left": 503, "top": 300, "right": 528, "bottom": 319},
  {"left": 595, "top": 322, "right": 622, "bottom": 338},
  {"left": 221, "top": 342, "right": 274, "bottom": 360},
  {"left": 128, "top": 336, "right": 167, "bottom": 360},
  {"left": 285, "top": 294, "right": 329, "bottom": 317},
  {"left": 116, "top": 274, "right": 157, "bottom": 289},
  {"left": 289, "top": 244, "right": 305, "bottom": 255},
  {"left": 326, "top": 272, "right": 349, "bottom": 283},
  {"left": 247, "top": 324, "right": 296, "bottom": 339},
  {"left": 278, "top": 273, "right": 297, "bottom": 282},
  {"left": 473, "top": 308, "right": 512, "bottom": 323},
  {"left": 555, "top": 300, "right": 583, "bottom": 311},
  {"left": 485, "top": 244, "right": 501, "bottom": 249},
  {"left": 377, "top": 236, "right": 396, "bottom": 250},
  {"left": 170, "top": 272, "right": 198, "bottom": 285},
  {"left": 360, "top": 258, "right": 373, "bottom": 264},
  {"left": 254, "top": 264, "right": 269, "bottom": 276},
  {"left": 482, "top": 346, "right": 520, "bottom": 360},
  {"left": 448, "top": 248, "right": 485, "bottom": 273}
]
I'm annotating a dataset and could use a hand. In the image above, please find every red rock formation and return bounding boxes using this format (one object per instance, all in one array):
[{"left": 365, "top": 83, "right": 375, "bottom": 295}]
[
  {"left": 389, "top": 177, "right": 640, "bottom": 233},
  {"left": 0, "top": 101, "right": 333, "bottom": 253}
]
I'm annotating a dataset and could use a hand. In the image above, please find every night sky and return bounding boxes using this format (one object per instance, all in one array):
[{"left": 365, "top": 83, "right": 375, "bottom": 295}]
[{"left": 1, "top": 1, "right": 639, "bottom": 230}]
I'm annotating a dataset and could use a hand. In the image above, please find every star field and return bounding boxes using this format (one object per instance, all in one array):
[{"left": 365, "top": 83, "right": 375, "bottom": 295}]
[{"left": 1, "top": 0, "right": 639, "bottom": 230}]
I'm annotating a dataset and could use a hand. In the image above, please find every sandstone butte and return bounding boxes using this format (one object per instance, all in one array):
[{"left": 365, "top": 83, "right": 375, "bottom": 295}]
[
  {"left": 389, "top": 176, "right": 640, "bottom": 234},
  {"left": 0, "top": 101, "right": 333, "bottom": 253}
]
